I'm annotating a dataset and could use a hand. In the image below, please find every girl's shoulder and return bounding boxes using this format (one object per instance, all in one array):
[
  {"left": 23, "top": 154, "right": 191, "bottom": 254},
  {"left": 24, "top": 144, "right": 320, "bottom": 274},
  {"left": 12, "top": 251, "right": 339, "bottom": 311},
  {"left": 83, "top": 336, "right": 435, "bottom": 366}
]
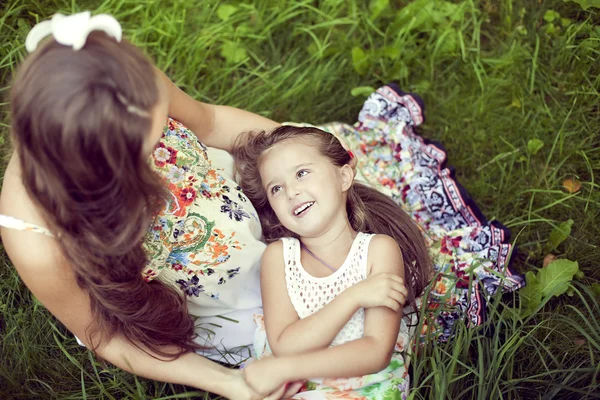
[{"left": 365, "top": 234, "right": 403, "bottom": 275}]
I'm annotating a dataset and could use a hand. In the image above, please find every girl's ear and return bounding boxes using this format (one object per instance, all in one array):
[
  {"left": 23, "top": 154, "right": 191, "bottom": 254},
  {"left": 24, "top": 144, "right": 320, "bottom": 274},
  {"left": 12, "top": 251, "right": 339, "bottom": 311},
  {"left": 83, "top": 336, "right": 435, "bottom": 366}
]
[{"left": 340, "top": 164, "right": 354, "bottom": 192}]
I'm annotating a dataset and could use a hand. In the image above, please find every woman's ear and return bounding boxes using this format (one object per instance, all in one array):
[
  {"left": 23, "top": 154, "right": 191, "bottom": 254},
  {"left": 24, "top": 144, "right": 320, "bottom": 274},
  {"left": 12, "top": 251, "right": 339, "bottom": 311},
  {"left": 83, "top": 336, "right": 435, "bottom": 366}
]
[{"left": 340, "top": 164, "right": 354, "bottom": 192}]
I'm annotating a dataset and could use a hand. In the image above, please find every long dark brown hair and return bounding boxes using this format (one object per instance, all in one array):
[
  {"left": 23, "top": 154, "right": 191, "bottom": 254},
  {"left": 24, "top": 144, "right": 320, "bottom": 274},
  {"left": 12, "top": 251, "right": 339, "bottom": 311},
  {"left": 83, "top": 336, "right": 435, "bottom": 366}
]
[
  {"left": 233, "top": 126, "right": 432, "bottom": 305},
  {"left": 10, "top": 32, "right": 197, "bottom": 358}
]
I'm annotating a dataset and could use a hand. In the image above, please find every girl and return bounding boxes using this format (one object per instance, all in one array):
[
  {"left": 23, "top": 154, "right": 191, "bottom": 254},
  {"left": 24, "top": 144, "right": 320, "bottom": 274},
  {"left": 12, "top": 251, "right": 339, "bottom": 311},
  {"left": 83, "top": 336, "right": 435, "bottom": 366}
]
[{"left": 233, "top": 126, "right": 432, "bottom": 398}]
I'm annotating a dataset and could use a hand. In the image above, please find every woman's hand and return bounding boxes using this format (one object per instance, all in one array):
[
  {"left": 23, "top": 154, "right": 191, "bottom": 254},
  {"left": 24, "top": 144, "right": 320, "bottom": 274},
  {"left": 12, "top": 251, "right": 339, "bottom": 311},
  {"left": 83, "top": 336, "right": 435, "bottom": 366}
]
[
  {"left": 346, "top": 272, "right": 408, "bottom": 312},
  {"left": 243, "top": 356, "right": 291, "bottom": 399},
  {"left": 226, "top": 369, "right": 264, "bottom": 400}
]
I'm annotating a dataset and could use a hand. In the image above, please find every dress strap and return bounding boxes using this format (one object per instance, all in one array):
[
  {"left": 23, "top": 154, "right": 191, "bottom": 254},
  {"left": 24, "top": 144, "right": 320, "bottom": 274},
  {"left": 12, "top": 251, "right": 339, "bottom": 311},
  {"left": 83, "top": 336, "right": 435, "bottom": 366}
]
[{"left": 0, "top": 215, "right": 54, "bottom": 237}]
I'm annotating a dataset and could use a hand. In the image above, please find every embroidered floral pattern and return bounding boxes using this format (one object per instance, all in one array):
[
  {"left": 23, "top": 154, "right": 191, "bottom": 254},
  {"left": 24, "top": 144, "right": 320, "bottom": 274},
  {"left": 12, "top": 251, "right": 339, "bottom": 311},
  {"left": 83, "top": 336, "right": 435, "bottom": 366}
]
[{"left": 142, "top": 118, "right": 256, "bottom": 300}]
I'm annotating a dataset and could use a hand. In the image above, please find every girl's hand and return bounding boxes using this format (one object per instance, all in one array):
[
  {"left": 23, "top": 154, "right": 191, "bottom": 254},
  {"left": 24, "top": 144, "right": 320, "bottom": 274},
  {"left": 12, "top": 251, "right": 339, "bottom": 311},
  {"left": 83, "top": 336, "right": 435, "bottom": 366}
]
[
  {"left": 243, "top": 356, "right": 290, "bottom": 398},
  {"left": 347, "top": 272, "right": 408, "bottom": 312}
]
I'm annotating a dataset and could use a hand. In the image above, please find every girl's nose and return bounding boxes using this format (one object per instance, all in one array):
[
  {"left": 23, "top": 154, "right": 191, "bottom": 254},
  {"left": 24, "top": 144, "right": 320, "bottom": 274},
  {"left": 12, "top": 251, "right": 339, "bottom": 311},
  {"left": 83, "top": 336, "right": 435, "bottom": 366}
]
[{"left": 286, "top": 185, "right": 300, "bottom": 200}]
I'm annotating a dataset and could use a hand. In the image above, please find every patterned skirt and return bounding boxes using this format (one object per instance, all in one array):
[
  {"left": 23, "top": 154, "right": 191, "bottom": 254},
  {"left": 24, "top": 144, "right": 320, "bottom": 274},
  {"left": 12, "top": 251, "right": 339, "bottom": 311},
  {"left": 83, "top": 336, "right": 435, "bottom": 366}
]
[{"left": 254, "top": 85, "right": 525, "bottom": 399}]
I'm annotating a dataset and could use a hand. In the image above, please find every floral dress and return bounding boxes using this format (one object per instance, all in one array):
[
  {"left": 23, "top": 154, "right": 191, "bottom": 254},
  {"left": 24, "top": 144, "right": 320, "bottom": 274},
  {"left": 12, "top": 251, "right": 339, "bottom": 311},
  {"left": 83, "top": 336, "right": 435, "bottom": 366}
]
[
  {"left": 319, "top": 85, "right": 525, "bottom": 343},
  {"left": 142, "top": 118, "right": 266, "bottom": 363}
]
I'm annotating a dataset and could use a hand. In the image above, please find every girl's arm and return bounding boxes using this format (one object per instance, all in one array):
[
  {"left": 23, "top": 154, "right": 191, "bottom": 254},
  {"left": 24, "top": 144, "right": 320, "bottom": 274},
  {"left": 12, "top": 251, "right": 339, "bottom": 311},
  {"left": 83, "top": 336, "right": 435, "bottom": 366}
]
[
  {"left": 247, "top": 235, "right": 405, "bottom": 393},
  {"left": 261, "top": 241, "right": 406, "bottom": 357},
  {"left": 0, "top": 227, "right": 278, "bottom": 400},
  {"left": 156, "top": 68, "right": 279, "bottom": 151}
]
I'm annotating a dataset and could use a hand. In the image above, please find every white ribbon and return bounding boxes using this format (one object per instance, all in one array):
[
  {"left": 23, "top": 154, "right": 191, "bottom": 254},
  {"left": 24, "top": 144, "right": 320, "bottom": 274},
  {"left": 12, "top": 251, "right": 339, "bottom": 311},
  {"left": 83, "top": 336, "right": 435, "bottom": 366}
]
[{"left": 25, "top": 11, "right": 122, "bottom": 53}]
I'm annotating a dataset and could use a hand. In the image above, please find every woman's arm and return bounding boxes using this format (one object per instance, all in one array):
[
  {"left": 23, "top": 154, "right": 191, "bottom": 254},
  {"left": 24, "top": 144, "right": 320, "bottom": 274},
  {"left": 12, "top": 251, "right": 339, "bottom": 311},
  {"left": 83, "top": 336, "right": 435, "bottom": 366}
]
[
  {"left": 156, "top": 68, "right": 279, "bottom": 151},
  {"left": 246, "top": 235, "right": 405, "bottom": 393},
  {"left": 262, "top": 241, "right": 407, "bottom": 357},
  {"left": 0, "top": 228, "right": 269, "bottom": 400}
]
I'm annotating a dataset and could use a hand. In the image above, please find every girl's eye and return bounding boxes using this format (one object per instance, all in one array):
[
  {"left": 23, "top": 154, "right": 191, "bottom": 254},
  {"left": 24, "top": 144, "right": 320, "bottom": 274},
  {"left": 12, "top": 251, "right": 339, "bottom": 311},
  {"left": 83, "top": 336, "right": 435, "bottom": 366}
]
[
  {"left": 297, "top": 169, "right": 309, "bottom": 178},
  {"left": 271, "top": 185, "right": 282, "bottom": 195}
]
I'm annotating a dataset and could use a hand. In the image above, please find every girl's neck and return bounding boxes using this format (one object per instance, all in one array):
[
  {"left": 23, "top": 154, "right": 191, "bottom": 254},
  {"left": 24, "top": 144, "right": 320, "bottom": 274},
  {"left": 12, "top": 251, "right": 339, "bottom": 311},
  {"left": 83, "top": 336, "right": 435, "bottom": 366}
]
[{"left": 300, "top": 218, "right": 357, "bottom": 258}]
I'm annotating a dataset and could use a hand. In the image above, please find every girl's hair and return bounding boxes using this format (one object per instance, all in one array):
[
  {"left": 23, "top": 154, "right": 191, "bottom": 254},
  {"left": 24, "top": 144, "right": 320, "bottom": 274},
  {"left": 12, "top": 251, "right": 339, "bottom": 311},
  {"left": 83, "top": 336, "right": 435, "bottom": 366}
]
[
  {"left": 232, "top": 126, "right": 432, "bottom": 305},
  {"left": 10, "top": 32, "right": 197, "bottom": 358}
]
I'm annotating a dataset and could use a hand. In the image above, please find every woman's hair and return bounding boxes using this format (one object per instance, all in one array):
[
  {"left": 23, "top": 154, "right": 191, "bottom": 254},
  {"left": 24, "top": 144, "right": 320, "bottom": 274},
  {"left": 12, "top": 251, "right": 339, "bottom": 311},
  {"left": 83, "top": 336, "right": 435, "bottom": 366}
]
[
  {"left": 232, "top": 125, "right": 432, "bottom": 305},
  {"left": 10, "top": 32, "right": 197, "bottom": 358}
]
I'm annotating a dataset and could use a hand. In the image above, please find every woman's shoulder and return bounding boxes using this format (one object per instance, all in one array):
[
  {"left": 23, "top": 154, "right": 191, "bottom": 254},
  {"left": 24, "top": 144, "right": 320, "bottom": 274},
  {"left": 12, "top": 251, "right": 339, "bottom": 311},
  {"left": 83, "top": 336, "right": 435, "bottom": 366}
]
[
  {"left": 0, "top": 154, "right": 53, "bottom": 236},
  {"left": 0, "top": 156, "right": 66, "bottom": 277}
]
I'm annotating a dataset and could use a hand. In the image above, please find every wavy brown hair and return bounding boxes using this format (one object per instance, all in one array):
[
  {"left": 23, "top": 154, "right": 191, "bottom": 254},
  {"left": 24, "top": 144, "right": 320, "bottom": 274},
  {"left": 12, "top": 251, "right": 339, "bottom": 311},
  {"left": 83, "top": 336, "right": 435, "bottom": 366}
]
[
  {"left": 232, "top": 126, "right": 432, "bottom": 305},
  {"left": 10, "top": 32, "right": 197, "bottom": 358}
]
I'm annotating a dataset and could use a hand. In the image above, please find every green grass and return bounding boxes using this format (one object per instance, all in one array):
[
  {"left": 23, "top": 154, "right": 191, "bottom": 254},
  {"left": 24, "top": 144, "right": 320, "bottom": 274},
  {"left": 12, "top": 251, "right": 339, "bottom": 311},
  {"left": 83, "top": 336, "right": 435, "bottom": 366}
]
[{"left": 1, "top": 0, "right": 599, "bottom": 398}]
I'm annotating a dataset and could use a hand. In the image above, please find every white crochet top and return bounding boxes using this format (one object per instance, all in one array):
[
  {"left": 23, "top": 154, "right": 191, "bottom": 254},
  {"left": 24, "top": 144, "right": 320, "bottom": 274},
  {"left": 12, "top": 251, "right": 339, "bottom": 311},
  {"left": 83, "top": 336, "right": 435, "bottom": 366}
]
[{"left": 281, "top": 232, "right": 375, "bottom": 347}]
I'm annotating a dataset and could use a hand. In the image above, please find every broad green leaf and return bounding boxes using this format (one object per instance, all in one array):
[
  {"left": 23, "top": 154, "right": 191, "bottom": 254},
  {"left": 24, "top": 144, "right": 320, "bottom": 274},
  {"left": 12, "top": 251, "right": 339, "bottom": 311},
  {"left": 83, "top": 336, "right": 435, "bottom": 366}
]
[
  {"left": 394, "top": 0, "right": 436, "bottom": 32},
  {"left": 220, "top": 41, "right": 247, "bottom": 64},
  {"left": 351, "top": 86, "right": 376, "bottom": 97},
  {"left": 527, "top": 139, "right": 544, "bottom": 155},
  {"left": 217, "top": 4, "right": 238, "bottom": 21},
  {"left": 436, "top": 29, "right": 458, "bottom": 55},
  {"left": 544, "top": 23, "right": 557, "bottom": 35},
  {"left": 563, "top": 0, "right": 600, "bottom": 10},
  {"left": 543, "top": 10, "right": 560, "bottom": 22},
  {"left": 538, "top": 259, "right": 579, "bottom": 297},
  {"left": 351, "top": 47, "right": 370, "bottom": 75},
  {"left": 548, "top": 219, "right": 574, "bottom": 250},
  {"left": 590, "top": 283, "right": 600, "bottom": 297},
  {"left": 519, "top": 271, "right": 542, "bottom": 317},
  {"left": 381, "top": 46, "right": 401, "bottom": 60},
  {"left": 370, "top": 0, "right": 389, "bottom": 20}
]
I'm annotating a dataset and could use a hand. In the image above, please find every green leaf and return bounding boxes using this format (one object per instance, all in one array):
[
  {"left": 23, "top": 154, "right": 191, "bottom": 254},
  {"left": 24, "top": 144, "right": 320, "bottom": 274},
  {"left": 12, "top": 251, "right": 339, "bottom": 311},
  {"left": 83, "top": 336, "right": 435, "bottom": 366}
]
[
  {"left": 563, "top": 0, "right": 600, "bottom": 10},
  {"left": 590, "top": 283, "right": 600, "bottom": 297},
  {"left": 351, "top": 86, "right": 375, "bottom": 97},
  {"left": 544, "top": 23, "right": 557, "bottom": 35},
  {"left": 519, "top": 271, "right": 542, "bottom": 316},
  {"left": 436, "top": 29, "right": 458, "bottom": 55},
  {"left": 370, "top": 0, "right": 389, "bottom": 20},
  {"left": 527, "top": 138, "right": 544, "bottom": 155},
  {"left": 390, "top": 62, "right": 409, "bottom": 80},
  {"left": 548, "top": 219, "right": 574, "bottom": 251},
  {"left": 538, "top": 259, "right": 579, "bottom": 297},
  {"left": 217, "top": 4, "right": 238, "bottom": 21},
  {"left": 543, "top": 10, "right": 560, "bottom": 22},
  {"left": 351, "top": 47, "right": 370, "bottom": 75},
  {"left": 381, "top": 46, "right": 401, "bottom": 60},
  {"left": 220, "top": 41, "right": 247, "bottom": 64}
]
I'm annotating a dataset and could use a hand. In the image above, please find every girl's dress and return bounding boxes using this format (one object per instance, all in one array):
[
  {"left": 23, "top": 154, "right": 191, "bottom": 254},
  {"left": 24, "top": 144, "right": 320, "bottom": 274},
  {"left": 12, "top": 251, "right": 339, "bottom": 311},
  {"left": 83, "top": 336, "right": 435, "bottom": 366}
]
[{"left": 253, "top": 232, "right": 412, "bottom": 399}]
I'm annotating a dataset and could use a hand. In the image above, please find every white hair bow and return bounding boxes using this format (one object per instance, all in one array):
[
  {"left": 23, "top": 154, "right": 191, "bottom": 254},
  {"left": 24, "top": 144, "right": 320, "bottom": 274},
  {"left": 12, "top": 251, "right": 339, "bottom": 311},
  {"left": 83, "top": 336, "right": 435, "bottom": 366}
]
[{"left": 25, "top": 11, "right": 122, "bottom": 53}]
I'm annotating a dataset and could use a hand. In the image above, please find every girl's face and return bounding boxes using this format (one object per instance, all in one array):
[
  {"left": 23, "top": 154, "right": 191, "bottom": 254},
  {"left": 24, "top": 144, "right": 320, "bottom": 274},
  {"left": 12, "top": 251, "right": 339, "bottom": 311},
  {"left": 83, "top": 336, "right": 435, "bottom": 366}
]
[{"left": 259, "top": 139, "right": 353, "bottom": 238}]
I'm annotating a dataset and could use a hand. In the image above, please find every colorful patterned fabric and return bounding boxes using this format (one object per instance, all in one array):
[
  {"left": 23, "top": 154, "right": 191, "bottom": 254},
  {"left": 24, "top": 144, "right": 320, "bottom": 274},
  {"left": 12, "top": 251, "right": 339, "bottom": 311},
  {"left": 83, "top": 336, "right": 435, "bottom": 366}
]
[
  {"left": 141, "top": 118, "right": 265, "bottom": 346},
  {"left": 318, "top": 84, "right": 525, "bottom": 342}
]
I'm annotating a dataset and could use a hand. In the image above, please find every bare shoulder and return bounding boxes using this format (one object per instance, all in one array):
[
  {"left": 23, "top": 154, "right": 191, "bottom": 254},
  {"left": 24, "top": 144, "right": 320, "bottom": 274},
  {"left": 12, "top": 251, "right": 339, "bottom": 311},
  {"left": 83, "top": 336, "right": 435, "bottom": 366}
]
[
  {"left": 0, "top": 153, "right": 69, "bottom": 282},
  {"left": 261, "top": 240, "right": 285, "bottom": 272},
  {"left": 1, "top": 156, "right": 94, "bottom": 340},
  {"left": 366, "top": 234, "right": 404, "bottom": 276}
]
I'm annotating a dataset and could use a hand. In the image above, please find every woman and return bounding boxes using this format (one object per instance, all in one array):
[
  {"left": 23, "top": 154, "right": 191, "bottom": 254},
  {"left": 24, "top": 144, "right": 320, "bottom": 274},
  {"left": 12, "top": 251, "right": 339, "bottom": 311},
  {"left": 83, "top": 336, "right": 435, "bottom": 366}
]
[{"left": 0, "top": 11, "right": 291, "bottom": 400}]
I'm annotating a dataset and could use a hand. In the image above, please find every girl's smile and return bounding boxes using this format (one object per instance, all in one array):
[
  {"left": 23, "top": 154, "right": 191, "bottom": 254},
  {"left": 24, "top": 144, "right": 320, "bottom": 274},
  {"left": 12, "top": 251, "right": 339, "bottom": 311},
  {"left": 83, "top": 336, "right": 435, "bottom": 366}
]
[{"left": 259, "top": 139, "right": 352, "bottom": 239}]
